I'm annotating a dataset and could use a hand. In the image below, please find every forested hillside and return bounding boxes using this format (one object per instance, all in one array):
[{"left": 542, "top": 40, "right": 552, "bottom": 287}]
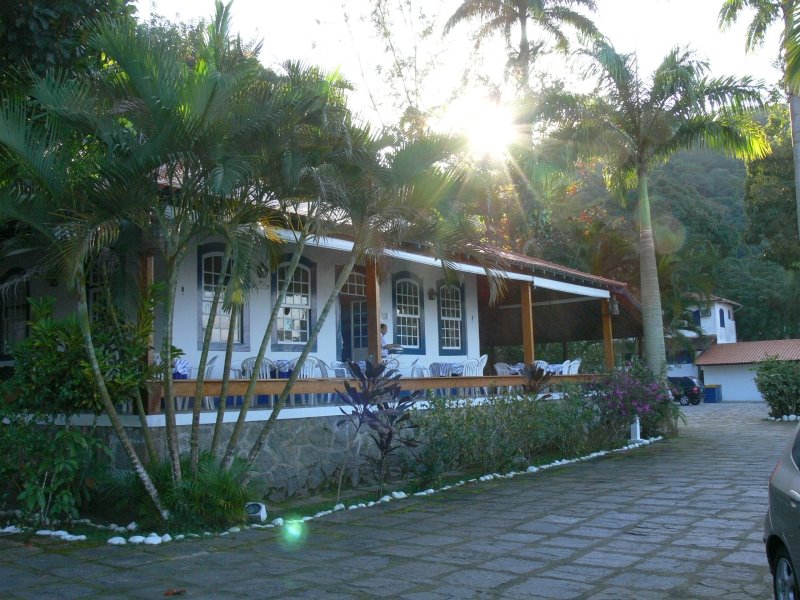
[{"left": 536, "top": 145, "right": 800, "bottom": 341}]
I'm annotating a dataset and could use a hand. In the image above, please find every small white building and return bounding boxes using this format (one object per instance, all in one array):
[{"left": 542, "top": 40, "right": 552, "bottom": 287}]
[
  {"left": 695, "top": 340, "right": 800, "bottom": 402},
  {"left": 668, "top": 295, "right": 740, "bottom": 378}
]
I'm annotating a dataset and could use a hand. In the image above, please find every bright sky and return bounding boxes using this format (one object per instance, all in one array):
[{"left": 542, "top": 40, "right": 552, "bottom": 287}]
[{"left": 134, "top": 0, "right": 783, "bottom": 128}]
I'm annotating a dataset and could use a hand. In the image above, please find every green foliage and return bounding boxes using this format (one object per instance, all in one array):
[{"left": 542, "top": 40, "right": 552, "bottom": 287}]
[
  {"left": 99, "top": 453, "right": 253, "bottom": 531},
  {"left": 0, "top": 0, "right": 136, "bottom": 90},
  {"left": 715, "top": 254, "right": 800, "bottom": 341},
  {"left": 754, "top": 357, "right": 800, "bottom": 418},
  {"left": 0, "top": 408, "right": 108, "bottom": 524},
  {"left": 3, "top": 297, "right": 103, "bottom": 414},
  {"left": 584, "top": 361, "right": 679, "bottom": 438},
  {"left": 414, "top": 392, "right": 601, "bottom": 486},
  {"left": 2, "top": 295, "right": 155, "bottom": 415},
  {"left": 415, "top": 364, "right": 678, "bottom": 486},
  {"left": 742, "top": 102, "right": 800, "bottom": 270},
  {"left": 336, "top": 360, "right": 422, "bottom": 494}
]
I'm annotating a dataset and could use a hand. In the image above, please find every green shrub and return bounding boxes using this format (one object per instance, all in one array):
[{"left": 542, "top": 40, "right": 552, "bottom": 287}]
[
  {"left": 98, "top": 453, "right": 253, "bottom": 531},
  {"left": 754, "top": 357, "right": 800, "bottom": 417},
  {"left": 415, "top": 364, "right": 677, "bottom": 486},
  {"left": 0, "top": 408, "right": 109, "bottom": 524},
  {"left": 584, "top": 360, "right": 679, "bottom": 438},
  {"left": 3, "top": 298, "right": 103, "bottom": 414}
]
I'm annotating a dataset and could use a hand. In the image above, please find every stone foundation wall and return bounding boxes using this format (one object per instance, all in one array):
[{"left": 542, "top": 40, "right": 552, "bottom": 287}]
[{"left": 101, "top": 417, "right": 382, "bottom": 501}]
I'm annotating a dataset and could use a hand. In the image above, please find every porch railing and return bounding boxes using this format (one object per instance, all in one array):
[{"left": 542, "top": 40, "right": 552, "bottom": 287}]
[{"left": 139, "top": 374, "right": 596, "bottom": 415}]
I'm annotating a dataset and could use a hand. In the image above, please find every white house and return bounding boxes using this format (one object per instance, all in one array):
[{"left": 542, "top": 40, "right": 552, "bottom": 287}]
[
  {"left": 695, "top": 340, "right": 800, "bottom": 402},
  {"left": 0, "top": 232, "right": 643, "bottom": 395},
  {"left": 668, "top": 295, "right": 740, "bottom": 378}
]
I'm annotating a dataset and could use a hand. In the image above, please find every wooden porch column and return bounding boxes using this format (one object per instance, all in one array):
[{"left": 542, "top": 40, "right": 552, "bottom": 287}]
[
  {"left": 521, "top": 283, "right": 535, "bottom": 364},
  {"left": 366, "top": 259, "right": 382, "bottom": 363},
  {"left": 601, "top": 298, "right": 615, "bottom": 370},
  {"left": 140, "top": 253, "right": 155, "bottom": 366},
  {"left": 139, "top": 253, "right": 161, "bottom": 414}
]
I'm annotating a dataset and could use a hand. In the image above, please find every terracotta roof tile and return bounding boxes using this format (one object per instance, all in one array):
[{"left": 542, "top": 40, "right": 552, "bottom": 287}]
[{"left": 695, "top": 340, "right": 800, "bottom": 365}]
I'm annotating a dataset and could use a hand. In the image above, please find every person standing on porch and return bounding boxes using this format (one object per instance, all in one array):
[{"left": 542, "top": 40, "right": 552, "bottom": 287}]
[{"left": 380, "top": 323, "right": 400, "bottom": 359}]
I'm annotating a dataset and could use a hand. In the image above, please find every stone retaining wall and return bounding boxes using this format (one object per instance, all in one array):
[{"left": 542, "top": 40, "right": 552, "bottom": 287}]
[{"left": 101, "top": 416, "right": 382, "bottom": 501}]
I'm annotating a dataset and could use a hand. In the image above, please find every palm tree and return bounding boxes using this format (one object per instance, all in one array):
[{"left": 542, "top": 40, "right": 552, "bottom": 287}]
[
  {"left": 86, "top": 2, "right": 292, "bottom": 482},
  {"left": 719, "top": 0, "right": 800, "bottom": 238},
  {"left": 241, "top": 129, "right": 503, "bottom": 470},
  {"left": 0, "top": 79, "right": 170, "bottom": 520},
  {"left": 536, "top": 42, "right": 768, "bottom": 374},
  {"left": 443, "top": 0, "right": 599, "bottom": 88}
]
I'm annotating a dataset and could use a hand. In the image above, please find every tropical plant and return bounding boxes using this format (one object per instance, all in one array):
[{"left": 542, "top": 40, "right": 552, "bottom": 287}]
[
  {"left": 535, "top": 41, "right": 769, "bottom": 374},
  {"left": 335, "top": 360, "right": 421, "bottom": 495},
  {"left": 584, "top": 360, "right": 678, "bottom": 438},
  {"left": 520, "top": 362, "right": 552, "bottom": 394},
  {"left": 444, "top": 0, "right": 599, "bottom": 88},
  {"left": 720, "top": 0, "right": 800, "bottom": 239}
]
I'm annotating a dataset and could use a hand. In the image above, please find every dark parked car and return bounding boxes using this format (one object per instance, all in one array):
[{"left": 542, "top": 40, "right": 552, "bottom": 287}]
[
  {"left": 765, "top": 423, "right": 800, "bottom": 599},
  {"left": 668, "top": 376, "right": 704, "bottom": 405}
]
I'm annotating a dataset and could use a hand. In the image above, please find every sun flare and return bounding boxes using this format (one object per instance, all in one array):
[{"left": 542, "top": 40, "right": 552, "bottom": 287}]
[{"left": 436, "top": 95, "right": 519, "bottom": 160}]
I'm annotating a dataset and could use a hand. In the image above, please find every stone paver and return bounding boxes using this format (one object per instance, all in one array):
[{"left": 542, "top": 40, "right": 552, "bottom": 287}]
[{"left": 0, "top": 402, "right": 787, "bottom": 598}]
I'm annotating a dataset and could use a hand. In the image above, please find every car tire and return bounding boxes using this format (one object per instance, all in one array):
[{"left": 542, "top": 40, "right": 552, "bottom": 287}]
[
  {"left": 773, "top": 545, "right": 799, "bottom": 600},
  {"left": 678, "top": 393, "right": 690, "bottom": 406}
]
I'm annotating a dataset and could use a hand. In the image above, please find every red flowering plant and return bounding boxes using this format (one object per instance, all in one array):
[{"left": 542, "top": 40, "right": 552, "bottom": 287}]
[{"left": 585, "top": 360, "right": 680, "bottom": 439}]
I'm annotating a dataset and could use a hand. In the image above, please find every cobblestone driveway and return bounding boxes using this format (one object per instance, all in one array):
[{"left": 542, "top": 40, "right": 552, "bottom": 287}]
[{"left": 0, "top": 402, "right": 791, "bottom": 599}]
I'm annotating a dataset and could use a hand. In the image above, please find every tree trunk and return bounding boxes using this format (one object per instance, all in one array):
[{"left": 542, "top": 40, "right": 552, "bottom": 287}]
[
  {"left": 245, "top": 253, "right": 360, "bottom": 470},
  {"left": 789, "top": 92, "right": 800, "bottom": 238},
  {"left": 160, "top": 260, "right": 182, "bottom": 482},
  {"left": 222, "top": 229, "right": 310, "bottom": 467},
  {"left": 190, "top": 244, "right": 232, "bottom": 472},
  {"left": 211, "top": 303, "right": 239, "bottom": 457},
  {"left": 74, "top": 266, "right": 168, "bottom": 521},
  {"left": 637, "top": 172, "right": 667, "bottom": 375},
  {"left": 518, "top": 12, "right": 530, "bottom": 89}
]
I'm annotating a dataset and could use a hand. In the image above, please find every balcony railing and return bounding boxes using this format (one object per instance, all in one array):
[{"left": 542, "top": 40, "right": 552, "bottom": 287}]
[{"left": 139, "top": 374, "right": 595, "bottom": 414}]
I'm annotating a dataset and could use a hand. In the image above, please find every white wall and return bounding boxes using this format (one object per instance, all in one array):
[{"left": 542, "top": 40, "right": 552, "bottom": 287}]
[
  {"left": 697, "top": 301, "right": 738, "bottom": 344},
  {"left": 700, "top": 364, "right": 760, "bottom": 401},
  {"left": 163, "top": 242, "right": 481, "bottom": 376}
]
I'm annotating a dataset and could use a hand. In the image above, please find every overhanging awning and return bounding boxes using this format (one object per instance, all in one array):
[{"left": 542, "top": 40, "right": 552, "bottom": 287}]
[{"left": 277, "top": 230, "right": 609, "bottom": 299}]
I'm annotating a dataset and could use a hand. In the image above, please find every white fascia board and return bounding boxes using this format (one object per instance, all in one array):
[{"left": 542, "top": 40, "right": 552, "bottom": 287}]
[
  {"left": 533, "top": 276, "right": 610, "bottom": 299},
  {"left": 275, "top": 229, "right": 607, "bottom": 296}
]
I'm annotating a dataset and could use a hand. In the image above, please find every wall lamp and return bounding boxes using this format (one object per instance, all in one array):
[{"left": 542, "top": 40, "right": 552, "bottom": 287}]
[
  {"left": 609, "top": 295, "right": 620, "bottom": 316},
  {"left": 428, "top": 288, "right": 438, "bottom": 301}
]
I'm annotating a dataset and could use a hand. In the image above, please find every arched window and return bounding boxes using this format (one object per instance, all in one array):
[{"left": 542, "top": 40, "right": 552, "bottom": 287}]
[
  {"left": 719, "top": 308, "right": 725, "bottom": 328},
  {"left": 438, "top": 282, "right": 465, "bottom": 355},
  {"left": 272, "top": 256, "right": 316, "bottom": 351},
  {"left": 392, "top": 272, "right": 424, "bottom": 355},
  {"left": 197, "top": 244, "right": 248, "bottom": 350},
  {"left": 1, "top": 269, "right": 28, "bottom": 359}
]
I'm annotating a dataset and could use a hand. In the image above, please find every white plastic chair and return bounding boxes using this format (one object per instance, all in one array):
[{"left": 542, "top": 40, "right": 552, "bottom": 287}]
[
  {"left": 290, "top": 355, "right": 329, "bottom": 405},
  {"left": 534, "top": 359, "right": 549, "bottom": 372},
  {"left": 330, "top": 360, "right": 351, "bottom": 378},
  {"left": 200, "top": 355, "right": 219, "bottom": 409},
  {"left": 567, "top": 358, "right": 582, "bottom": 375},
  {"left": 461, "top": 358, "right": 481, "bottom": 397},
  {"left": 411, "top": 363, "right": 429, "bottom": 378},
  {"left": 494, "top": 362, "right": 516, "bottom": 394},
  {"left": 239, "top": 356, "right": 277, "bottom": 407}
]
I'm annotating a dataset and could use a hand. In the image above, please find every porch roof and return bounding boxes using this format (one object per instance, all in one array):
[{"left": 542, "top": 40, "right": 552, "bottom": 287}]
[{"left": 280, "top": 230, "right": 643, "bottom": 345}]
